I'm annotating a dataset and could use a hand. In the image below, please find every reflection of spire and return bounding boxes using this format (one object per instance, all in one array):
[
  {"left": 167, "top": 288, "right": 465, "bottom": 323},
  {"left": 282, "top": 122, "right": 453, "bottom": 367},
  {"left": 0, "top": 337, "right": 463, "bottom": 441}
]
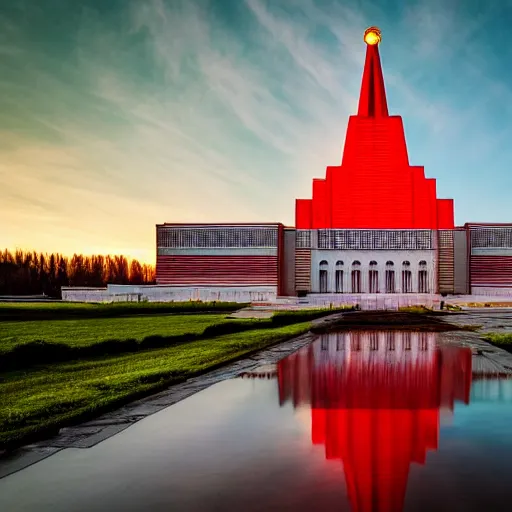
[{"left": 277, "top": 332, "right": 473, "bottom": 512}]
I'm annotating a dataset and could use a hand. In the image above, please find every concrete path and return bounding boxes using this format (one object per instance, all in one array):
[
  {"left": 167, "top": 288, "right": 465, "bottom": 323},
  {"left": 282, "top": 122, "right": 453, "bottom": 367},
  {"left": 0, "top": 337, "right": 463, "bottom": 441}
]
[{"left": 446, "top": 309, "right": 512, "bottom": 333}]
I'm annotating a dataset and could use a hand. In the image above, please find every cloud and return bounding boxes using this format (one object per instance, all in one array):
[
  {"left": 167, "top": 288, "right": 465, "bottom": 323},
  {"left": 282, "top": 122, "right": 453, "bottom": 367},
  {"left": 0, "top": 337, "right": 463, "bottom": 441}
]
[{"left": 1, "top": 0, "right": 511, "bottom": 262}]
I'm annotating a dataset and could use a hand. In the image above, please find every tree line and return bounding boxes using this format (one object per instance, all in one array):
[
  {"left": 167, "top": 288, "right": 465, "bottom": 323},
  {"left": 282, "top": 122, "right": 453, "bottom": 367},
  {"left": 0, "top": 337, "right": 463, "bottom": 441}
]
[{"left": 0, "top": 249, "right": 156, "bottom": 298}]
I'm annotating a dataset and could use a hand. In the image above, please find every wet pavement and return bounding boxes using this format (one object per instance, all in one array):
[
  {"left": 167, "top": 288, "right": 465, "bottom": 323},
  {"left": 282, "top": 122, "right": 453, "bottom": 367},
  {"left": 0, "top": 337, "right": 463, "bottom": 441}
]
[
  {"left": 2, "top": 312, "right": 512, "bottom": 511},
  {"left": 0, "top": 330, "right": 319, "bottom": 477},
  {"left": 448, "top": 309, "right": 512, "bottom": 333}
]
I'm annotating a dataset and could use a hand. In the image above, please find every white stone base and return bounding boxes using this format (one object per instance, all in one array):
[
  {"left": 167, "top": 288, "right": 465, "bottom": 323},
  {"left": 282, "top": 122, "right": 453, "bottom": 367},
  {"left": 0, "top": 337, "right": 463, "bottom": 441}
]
[
  {"left": 60, "top": 287, "right": 112, "bottom": 303},
  {"left": 305, "top": 293, "right": 441, "bottom": 310},
  {"left": 470, "top": 287, "right": 512, "bottom": 297},
  {"left": 61, "top": 285, "right": 277, "bottom": 304}
]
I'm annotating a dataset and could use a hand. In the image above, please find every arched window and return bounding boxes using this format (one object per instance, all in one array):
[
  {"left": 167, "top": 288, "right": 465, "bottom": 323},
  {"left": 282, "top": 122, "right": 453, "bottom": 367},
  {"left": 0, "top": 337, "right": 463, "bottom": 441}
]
[
  {"left": 319, "top": 260, "right": 328, "bottom": 293},
  {"left": 402, "top": 261, "right": 412, "bottom": 293},
  {"left": 369, "top": 261, "right": 379, "bottom": 293},
  {"left": 351, "top": 261, "right": 361, "bottom": 293},
  {"left": 385, "top": 261, "right": 395, "bottom": 293},
  {"left": 335, "top": 260, "right": 344, "bottom": 293},
  {"left": 418, "top": 261, "right": 428, "bottom": 293}
]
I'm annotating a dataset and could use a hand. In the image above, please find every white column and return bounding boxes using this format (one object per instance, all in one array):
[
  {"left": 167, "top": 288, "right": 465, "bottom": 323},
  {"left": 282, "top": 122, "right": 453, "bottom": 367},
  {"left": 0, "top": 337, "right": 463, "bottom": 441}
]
[
  {"left": 329, "top": 265, "right": 335, "bottom": 294},
  {"left": 429, "top": 267, "right": 436, "bottom": 294},
  {"left": 348, "top": 269, "right": 355, "bottom": 293},
  {"left": 361, "top": 266, "right": 368, "bottom": 293},
  {"left": 379, "top": 265, "right": 386, "bottom": 293},
  {"left": 412, "top": 267, "right": 419, "bottom": 293}
]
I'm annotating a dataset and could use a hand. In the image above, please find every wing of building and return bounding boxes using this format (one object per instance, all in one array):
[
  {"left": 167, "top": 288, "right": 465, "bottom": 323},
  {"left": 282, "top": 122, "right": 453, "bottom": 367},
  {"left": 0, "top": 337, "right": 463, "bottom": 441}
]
[{"left": 155, "top": 223, "right": 292, "bottom": 301}]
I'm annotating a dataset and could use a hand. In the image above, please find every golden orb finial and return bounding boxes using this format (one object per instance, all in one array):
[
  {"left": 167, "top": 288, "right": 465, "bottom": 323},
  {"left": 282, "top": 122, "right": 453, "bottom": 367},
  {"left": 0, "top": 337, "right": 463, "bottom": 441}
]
[{"left": 364, "top": 26, "right": 381, "bottom": 45}]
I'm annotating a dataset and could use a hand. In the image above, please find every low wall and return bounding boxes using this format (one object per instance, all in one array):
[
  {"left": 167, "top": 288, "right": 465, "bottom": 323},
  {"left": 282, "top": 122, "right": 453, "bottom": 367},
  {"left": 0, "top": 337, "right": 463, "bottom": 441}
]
[
  {"left": 61, "top": 285, "right": 278, "bottom": 303},
  {"left": 61, "top": 287, "right": 144, "bottom": 303},
  {"left": 61, "top": 287, "right": 111, "bottom": 303},
  {"left": 60, "top": 286, "right": 512, "bottom": 308}
]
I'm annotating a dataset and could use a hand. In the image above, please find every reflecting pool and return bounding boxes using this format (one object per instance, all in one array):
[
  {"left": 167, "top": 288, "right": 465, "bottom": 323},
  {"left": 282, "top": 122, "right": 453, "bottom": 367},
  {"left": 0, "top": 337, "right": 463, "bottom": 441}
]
[{"left": 1, "top": 331, "right": 512, "bottom": 512}]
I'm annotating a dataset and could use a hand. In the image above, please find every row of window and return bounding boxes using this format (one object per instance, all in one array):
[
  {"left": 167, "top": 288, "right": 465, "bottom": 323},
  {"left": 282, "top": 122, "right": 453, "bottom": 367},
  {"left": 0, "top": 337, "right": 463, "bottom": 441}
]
[
  {"left": 318, "top": 260, "right": 429, "bottom": 294},
  {"left": 298, "top": 228, "right": 512, "bottom": 250},
  {"left": 438, "top": 230, "right": 454, "bottom": 248},
  {"left": 319, "top": 260, "right": 428, "bottom": 268},
  {"left": 296, "top": 230, "right": 433, "bottom": 249},
  {"left": 157, "top": 227, "right": 279, "bottom": 248},
  {"left": 470, "top": 228, "right": 512, "bottom": 248}
]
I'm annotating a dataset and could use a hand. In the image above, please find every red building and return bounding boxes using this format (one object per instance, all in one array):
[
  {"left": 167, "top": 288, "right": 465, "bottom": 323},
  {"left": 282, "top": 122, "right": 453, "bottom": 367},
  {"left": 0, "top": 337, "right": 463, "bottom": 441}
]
[{"left": 154, "top": 27, "right": 512, "bottom": 302}]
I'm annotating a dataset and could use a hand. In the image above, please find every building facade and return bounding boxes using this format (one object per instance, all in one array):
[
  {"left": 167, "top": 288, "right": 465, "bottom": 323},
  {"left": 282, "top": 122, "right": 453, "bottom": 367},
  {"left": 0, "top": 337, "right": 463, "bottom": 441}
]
[
  {"left": 154, "top": 28, "right": 512, "bottom": 300},
  {"left": 155, "top": 223, "right": 289, "bottom": 298}
]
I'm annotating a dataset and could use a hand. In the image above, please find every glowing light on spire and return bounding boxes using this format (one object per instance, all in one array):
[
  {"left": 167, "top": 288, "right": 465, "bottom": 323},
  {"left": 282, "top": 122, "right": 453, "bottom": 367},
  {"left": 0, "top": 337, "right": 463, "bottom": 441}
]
[{"left": 364, "top": 26, "right": 382, "bottom": 45}]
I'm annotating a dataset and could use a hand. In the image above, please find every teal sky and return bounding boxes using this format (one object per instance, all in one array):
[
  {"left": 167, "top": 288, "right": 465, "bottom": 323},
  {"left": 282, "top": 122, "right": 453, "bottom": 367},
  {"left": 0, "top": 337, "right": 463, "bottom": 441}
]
[{"left": 1, "top": 0, "right": 511, "bottom": 263}]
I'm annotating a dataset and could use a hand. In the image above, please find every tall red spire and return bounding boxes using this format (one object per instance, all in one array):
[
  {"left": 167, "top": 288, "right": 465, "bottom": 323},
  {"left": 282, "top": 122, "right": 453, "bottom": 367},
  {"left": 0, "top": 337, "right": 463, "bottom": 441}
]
[
  {"left": 358, "top": 26, "right": 388, "bottom": 117},
  {"left": 294, "top": 25, "right": 455, "bottom": 230}
]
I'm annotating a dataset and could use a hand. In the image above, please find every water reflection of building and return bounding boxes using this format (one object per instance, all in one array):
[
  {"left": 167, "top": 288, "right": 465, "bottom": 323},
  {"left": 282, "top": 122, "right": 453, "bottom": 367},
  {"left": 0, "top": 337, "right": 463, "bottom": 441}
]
[{"left": 277, "top": 332, "right": 472, "bottom": 512}]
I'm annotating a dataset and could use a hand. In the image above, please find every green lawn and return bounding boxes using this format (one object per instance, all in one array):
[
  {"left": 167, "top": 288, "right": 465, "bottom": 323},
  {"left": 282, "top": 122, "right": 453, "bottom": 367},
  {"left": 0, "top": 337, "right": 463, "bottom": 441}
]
[
  {"left": 0, "top": 314, "right": 235, "bottom": 353},
  {"left": 0, "top": 302, "right": 94, "bottom": 310},
  {"left": 482, "top": 333, "right": 512, "bottom": 347},
  {"left": 0, "top": 308, "right": 348, "bottom": 372},
  {"left": 397, "top": 306, "right": 432, "bottom": 313},
  {"left": 0, "top": 304, "right": 345, "bottom": 447},
  {"left": 0, "top": 301, "right": 245, "bottom": 321},
  {"left": 0, "top": 322, "right": 311, "bottom": 448}
]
